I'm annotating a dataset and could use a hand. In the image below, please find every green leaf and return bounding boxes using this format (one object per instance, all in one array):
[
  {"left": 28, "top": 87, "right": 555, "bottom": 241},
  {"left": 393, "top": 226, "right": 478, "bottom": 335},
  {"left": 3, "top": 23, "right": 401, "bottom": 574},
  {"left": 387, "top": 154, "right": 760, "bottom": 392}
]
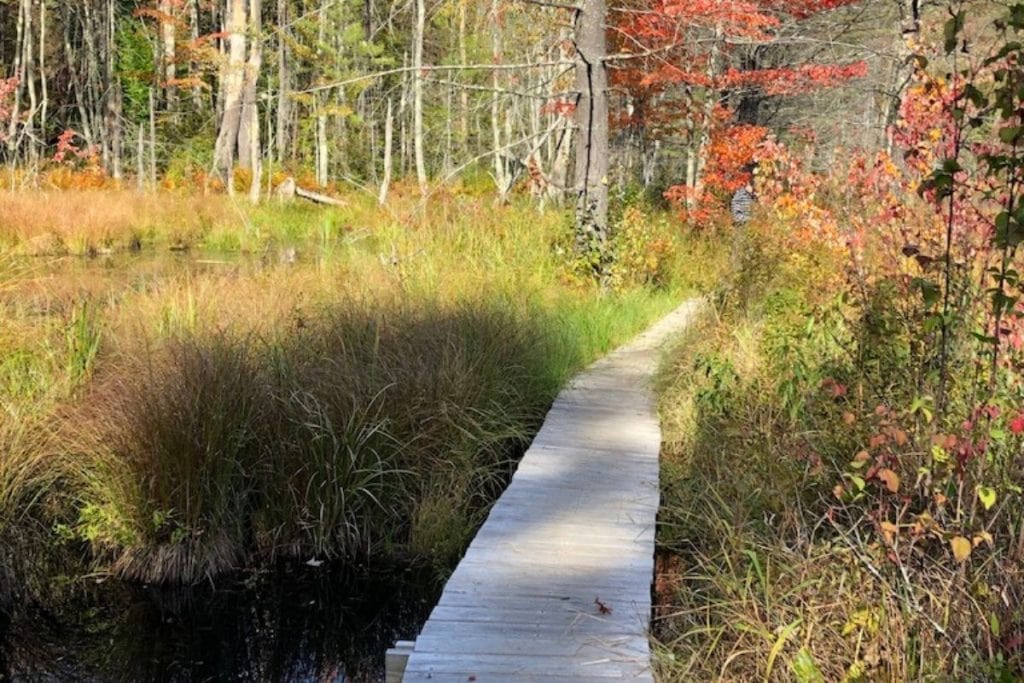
[
  {"left": 911, "top": 396, "right": 935, "bottom": 424},
  {"left": 765, "top": 619, "right": 802, "bottom": 682},
  {"left": 790, "top": 646, "right": 825, "bottom": 683},
  {"left": 912, "top": 277, "right": 941, "bottom": 309},
  {"left": 973, "top": 330, "right": 999, "bottom": 345},
  {"left": 963, "top": 83, "right": 987, "bottom": 107},
  {"left": 999, "top": 126, "right": 1023, "bottom": 144},
  {"left": 977, "top": 486, "right": 998, "bottom": 510},
  {"left": 944, "top": 10, "right": 966, "bottom": 53}
]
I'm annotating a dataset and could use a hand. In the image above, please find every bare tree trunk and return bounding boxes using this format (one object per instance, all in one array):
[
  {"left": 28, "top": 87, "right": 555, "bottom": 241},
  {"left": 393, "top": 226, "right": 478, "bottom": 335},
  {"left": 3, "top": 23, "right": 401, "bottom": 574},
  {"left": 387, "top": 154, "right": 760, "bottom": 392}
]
[
  {"left": 379, "top": 97, "right": 393, "bottom": 204},
  {"left": 6, "top": 0, "right": 26, "bottom": 156},
  {"left": 105, "top": 0, "right": 122, "bottom": 177},
  {"left": 314, "top": 4, "right": 328, "bottom": 187},
  {"left": 23, "top": 0, "right": 39, "bottom": 165},
  {"left": 550, "top": 117, "right": 572, "bottom": 204},
  {"left": 148, "top": 87, "right": 157, "bottom": 186},
  {"left": 444, "top": 84, "right": 453, "bottom": 173},
  {"left": 315, "top": 110, "right": 327, "bottom": 186},
  {"left": 38, "top": 0, "right": 48, "bottom": 153},
  {"left": 490, "top": 0, "right": 509, "bottom": 199},
  {"left": 412, "top": 0, "right": 427, "bottom": 192},
  {"left": 685, "top": 142, "right": 696, "bottom": 189},
  {"left": 688, "top": 25, "right": 721, "bottom": 211},
  {"left": 81, "top": 0, "right": 107, "bottom": 160},
  {"left": 275, "top": 0, "right": 290, "bottom": 163},
  {"left": 572, "top": 0, "right": 609, "bottom": 270},
  {"left": 885, "top": 0, "right": 920, "bottom": 153},
  {"left": 237, "top": 0, "right": 260, "bottom": 169},
  {"left": 189, "top": 0, "right": 204, "bottom": 109},
  {"left": 399, "top": 52, "right": 409, "bottom": 177},
  {"left": 458, "top": 0, "right": 469, "bottom": 155},
  {"left": 107, "top": 81, "right": 123, "bottom": 179},
  {"left": 642, "top": 138, "right": 659, "bottom": 188},
  {"left": 64, "top": 13, "right": 94, "bottom": 147},
  {"left": 159, "top": 0, "right": 177, "bottom": 108},
  {"left": 213, "top": 0, "right": 247, "bottom": 184},
  {"left": 136, "top": 122, "right": 145, "bottom": 190},
  {"left": 241, "top": 0, "right": 262, "bottom": 202}
]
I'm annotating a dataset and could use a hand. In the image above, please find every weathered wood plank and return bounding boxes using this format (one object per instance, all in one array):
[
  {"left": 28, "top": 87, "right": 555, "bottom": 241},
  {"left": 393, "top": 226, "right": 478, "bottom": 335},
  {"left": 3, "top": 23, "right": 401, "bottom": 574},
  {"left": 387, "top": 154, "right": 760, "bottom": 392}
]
[
  {"left": 403, "top": 652, "right": 642, "bottom": 678},
  {"left": 399, "top": 300, "right": 700, "bottom": 682}
]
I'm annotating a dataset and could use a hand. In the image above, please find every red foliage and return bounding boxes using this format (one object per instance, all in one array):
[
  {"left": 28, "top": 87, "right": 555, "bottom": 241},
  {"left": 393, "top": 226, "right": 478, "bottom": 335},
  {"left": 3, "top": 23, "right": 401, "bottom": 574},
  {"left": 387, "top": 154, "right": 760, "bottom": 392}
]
[
  {"left": 705, "top": 124, "right": 768, "bottom": 192},
  {"left": 0, "top": 76, "right": 18, "bottom": 142},
  {"left": 611, "top": 0, "right": 868, "bottom": 226},
  {"left": 53, "top": 129, "right": 84, "bottom": 164},
  {"left": 664, "top": 119, "right": 768, "bottom": 224},
  {"left": 540, "top": 99, "right": 576, "bottom": 118}
]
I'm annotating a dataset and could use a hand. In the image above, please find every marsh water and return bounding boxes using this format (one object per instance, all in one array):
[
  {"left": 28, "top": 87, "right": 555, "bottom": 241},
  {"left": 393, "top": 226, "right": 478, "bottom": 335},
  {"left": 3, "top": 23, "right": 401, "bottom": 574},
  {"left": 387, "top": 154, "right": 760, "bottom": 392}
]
[
  {"left": 0, "top": 248, "right": 441, "bottom": 682},
  {"left": 0, "top": 562, "right": 437, "bottom": 682}
]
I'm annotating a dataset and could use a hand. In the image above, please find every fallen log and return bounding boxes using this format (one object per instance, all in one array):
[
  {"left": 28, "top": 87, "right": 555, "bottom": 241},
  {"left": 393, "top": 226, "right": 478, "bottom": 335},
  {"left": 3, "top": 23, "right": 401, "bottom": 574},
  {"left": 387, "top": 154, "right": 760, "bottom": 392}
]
[
  {"left": 274, "top": 177, "right": 346, "bottom": 206},
  {"left": 295, "top": 185, "right": 346, "bottom": 206}
]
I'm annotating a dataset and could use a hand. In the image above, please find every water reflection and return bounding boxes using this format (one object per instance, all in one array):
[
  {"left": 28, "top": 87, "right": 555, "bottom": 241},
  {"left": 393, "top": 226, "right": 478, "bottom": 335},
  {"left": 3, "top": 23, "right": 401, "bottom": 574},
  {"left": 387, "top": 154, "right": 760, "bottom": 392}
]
[
  {"left": 1, "top": 248, "right": 435, "bottom": 682},
  {"left": 0, "top": 563, "right": 435, "bottom": 682}
]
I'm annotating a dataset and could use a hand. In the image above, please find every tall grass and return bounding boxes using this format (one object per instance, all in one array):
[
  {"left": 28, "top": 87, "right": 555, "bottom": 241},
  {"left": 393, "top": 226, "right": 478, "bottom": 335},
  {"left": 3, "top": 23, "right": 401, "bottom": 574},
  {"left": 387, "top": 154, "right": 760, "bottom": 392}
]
[
  {"left": 0, "top": 193, "right": 702, "bottom": 586},
  {"left": 70, "top": 292, "right": 674, "bottom": 583}
]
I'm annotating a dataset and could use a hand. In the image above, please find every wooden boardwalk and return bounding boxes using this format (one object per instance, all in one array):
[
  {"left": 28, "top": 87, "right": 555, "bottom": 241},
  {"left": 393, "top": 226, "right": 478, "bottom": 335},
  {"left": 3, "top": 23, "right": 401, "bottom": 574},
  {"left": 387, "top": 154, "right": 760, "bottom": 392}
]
[{"left": 398, "top": 301, "right": 700, "bottom": 682}]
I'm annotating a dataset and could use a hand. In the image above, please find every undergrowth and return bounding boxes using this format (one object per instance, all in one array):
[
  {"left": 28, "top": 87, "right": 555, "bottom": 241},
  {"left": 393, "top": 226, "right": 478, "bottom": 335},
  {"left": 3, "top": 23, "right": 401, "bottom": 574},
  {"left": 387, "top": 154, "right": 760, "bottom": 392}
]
[{"left": 653, "top": 134, "right": 1024, "bottom": 680}]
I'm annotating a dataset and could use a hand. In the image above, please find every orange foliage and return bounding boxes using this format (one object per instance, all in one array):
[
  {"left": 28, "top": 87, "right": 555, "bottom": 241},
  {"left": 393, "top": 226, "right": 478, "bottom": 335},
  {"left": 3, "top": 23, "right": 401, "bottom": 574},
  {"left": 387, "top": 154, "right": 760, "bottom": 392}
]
[{"left": 663, "top": 110, "right": 768, "bottom": 226}]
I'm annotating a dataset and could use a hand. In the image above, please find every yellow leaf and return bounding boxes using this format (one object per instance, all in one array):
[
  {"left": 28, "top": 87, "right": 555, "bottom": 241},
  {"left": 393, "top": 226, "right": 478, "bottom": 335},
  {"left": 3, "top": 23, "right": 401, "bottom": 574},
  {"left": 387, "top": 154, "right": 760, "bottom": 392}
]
[
  {"left": 976, "top": 486, "right": 997, "bottom": 511},
  {"left": 973, "top": 531, "right": 993, "bottom": 548},
  {"left": 880, "top": 521, "right": 898, "bottom": 545},
  {"left": 878, "top": 468, "right": 900, "bottom": 493},
  {"left": 951, "top": 535, "right": 972, "bottom": 562}
]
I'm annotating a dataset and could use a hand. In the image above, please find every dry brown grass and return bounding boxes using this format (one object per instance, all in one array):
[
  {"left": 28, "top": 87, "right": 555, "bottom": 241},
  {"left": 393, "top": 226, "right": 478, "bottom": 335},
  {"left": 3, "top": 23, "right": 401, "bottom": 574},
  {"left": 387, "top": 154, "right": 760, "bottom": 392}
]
[{"left": 0, "top": 190, "right": 237, "bottom": 255}]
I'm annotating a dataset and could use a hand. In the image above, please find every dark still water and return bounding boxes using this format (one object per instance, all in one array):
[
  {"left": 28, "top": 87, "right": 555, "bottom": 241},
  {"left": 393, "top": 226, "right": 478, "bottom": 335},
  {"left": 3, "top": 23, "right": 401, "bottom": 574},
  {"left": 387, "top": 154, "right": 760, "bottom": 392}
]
[{"left": 0, "top": 563, "right": 436, "bottom": 682}]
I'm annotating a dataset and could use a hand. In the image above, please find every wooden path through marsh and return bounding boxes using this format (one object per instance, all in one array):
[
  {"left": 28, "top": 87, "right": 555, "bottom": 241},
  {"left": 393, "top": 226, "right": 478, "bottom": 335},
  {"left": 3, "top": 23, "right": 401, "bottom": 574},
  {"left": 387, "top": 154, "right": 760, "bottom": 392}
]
[{"left": 393, "top": 300, "right": 700, "bottom": 682}]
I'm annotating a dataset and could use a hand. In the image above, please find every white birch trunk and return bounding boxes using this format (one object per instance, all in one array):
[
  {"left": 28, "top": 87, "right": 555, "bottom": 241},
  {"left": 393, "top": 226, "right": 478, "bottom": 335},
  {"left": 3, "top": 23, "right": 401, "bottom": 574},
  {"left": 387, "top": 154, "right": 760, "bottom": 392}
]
[
  {"left": 412, "top": 0, "right": 427, "bottom": 192},
  {"left": 379, "top": 97, "right": 393, "bottom": 205}
]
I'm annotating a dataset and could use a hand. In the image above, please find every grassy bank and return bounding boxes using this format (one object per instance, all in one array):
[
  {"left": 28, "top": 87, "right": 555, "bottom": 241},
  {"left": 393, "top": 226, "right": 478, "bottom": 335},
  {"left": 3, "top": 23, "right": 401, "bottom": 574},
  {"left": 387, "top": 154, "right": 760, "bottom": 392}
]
[
  {"left": 0, "top": 190, "right": 717, "bottom": 591},
  {"left": 652, "top": 209, "right": 1023, "bottom": 678}
]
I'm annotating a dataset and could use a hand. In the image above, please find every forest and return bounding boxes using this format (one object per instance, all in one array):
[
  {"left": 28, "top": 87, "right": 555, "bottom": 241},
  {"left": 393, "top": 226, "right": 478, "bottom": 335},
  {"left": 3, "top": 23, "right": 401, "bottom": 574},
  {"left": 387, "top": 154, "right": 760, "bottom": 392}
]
[{"left": 1, "top": 0, "right": 1023, "bottom": 679}]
